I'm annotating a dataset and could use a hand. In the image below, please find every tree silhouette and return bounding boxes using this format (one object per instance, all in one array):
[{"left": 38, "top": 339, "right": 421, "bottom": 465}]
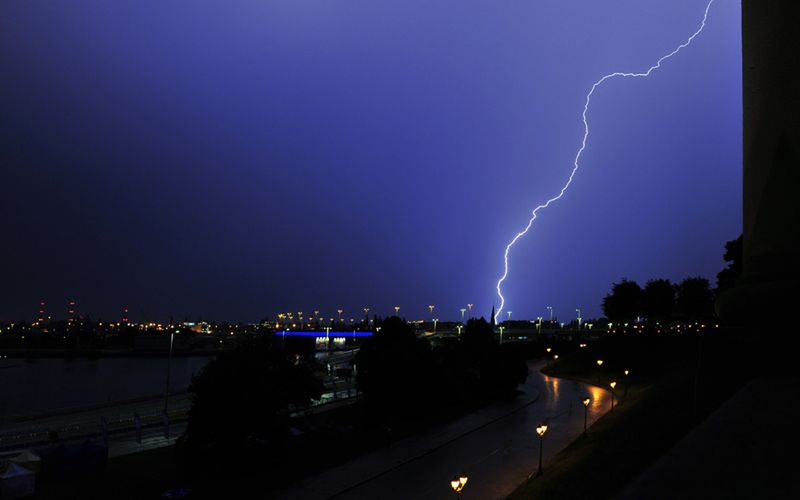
[
  {"left": 355, "top": 316, "right": 435, "bottom": 417},
  {"left": 461, "top": 317, "right": 496, "bottom": 363},
  {"left": 675, "top": 277, "right": 715, "bottom": 320},
  {"left": 602, "top": 279, "right": 643, "bottom": 322},
  {"left": 716, "top": 235, "right": 743, "bottom": 292},
  {"left": 184, "top": 335, "right": 322, "bottom": 467},
  {"left": 642, "top": 279, "right": 675, "bottom": 322}
]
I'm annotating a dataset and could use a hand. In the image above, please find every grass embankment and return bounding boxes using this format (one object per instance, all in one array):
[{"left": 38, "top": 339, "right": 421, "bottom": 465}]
[
  {"left": 509, "top": 330, "right": 755, "bottom": 500},
  {"left": 34, "top": 446, "right": 182, "bottom": 500}
]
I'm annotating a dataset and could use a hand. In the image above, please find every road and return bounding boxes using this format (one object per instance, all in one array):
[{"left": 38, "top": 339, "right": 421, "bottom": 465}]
[{"left": 275, "top": 360, "right": 611, "bottom": 500}]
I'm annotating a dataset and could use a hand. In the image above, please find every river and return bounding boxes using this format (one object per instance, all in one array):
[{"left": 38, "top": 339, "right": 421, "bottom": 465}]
[{"left": 0, "top": 356, "right": 213, "bottom": 418}]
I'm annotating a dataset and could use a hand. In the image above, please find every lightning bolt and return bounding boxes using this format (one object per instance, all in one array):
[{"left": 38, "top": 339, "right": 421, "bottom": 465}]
[{"left": 495, "top": 0, "right": 715, "bottom": 324}]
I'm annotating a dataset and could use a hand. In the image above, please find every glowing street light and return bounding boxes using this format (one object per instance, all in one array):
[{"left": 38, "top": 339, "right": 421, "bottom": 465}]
[
  {"left": 467, "top": 303, "right": 473, "bottom": 318},
  {"left": 536, "top": 316, "right": 543, "bottom": 334},
  {"left": 536, "top": 424, "right": 548, "bottom": 476},
  {"left": 325, "top": 327, "right": 331, "bottom": 352},
  {"left": 507, "top": 311, "right": 512, "bottom": 321},
  {"left": 596, "top": 359, "right": 604, "bottom": 384},
  {"left": 582, "top": 397, "right": 591, "bottom": 437},
  {"left": 337, "top": 309, "right": 343, "bottom": 322},
  {"left": 547, "top": 306, "right": 553, "bottom": 322},
  {"left": 498, "top": 325, "right": 505, "bottom": 345},
  {"left": 394, "top": 305, "right": 400, "bottom": 317},
  {"left": 553, "top": 354, "right": 559, "bottom": 361},
  {"left": 450, "top": 475, "right": 468, "bottom": 499},
  {"left": 576, "top": 308, "right": 582, "bottom": 330},
  {"left": 610, "top": 381, "right": 617, "bottom": 410},
  {"left": 433, "top": 318, "right": 438, "bottom": 334},
  {"left": 624, "top": 369, "right": 630, "bottom": 397},
  {"left": 460, "top": 308, "right": 466, "bottom": 322},
  {"left": 546, "top": 347, "right": 552, "bottom": 353},
  {"left": 428, "top": 304, "right": 435, "bottom": 318}
]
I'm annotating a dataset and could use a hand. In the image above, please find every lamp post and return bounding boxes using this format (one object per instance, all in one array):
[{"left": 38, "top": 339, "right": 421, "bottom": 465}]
[
  {"left": 536, "top": 424, "right": 548, "bottom": 476},
  {"left": 456, "top": 325, "right": 462, "bottom": 336},
  {"left": 499, "top": 325, "right": 505, "bottom": 345},
  {"left": 596, "top": 359, "right": 604, "bottom": 384},
  {"left": 433, "top": 318, "right": 438, "bottom": 334},
  {"left": 428, "top": 304, "right": 435, "bottom": 319},
  {"left": 337, "top": 309, "right": 343, "bottom": 323},
  {"left": 576, "top": 308, "right": 582, "bottom": 330},
  {"left": 467, "top": 303, "right": 473, "bottom": 318},
  {"left": 582, "top": 397, "right": 591, "bottom": 437},
  {"left": 325, "top": 327, "right": 331, "bottom": 353},
  {"left": 449, "top": 475, "right": 468, "bottom": 499},
  {"left": 507, "top": 311, "right": 512, "bottom": 321},
  {"left": 610, "top": 381, "right": 617, "bottom": 411},
  {"left": 536, "top": 316, "right": 543, "bottom": 334},
  {"left": 394, "top": 305, "right": 400, "bottom": 317},
  {"left": 164, "top": 329, "right": 176, "bottom": 413},
  {"left": 460, "top": 308, "right": 466, "bottom": 323},
  {"left": 363, "top": 307, "right": 370, "bottom": 323},
  {"left": 624, "top": 369, "right": 630, "bottom": 397},
  {"left": 547, "top": 306, "right": 553, "bottom": 323}
]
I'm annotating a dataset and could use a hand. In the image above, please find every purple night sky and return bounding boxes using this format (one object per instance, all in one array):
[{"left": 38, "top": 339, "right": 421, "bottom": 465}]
[{"left": 0, "top": 0, "right": 740, "bottom": 323}]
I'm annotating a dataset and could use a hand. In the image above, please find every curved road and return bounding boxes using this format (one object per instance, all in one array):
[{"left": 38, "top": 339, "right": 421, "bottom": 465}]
[{"left": 276, "top": 360, "right": 611, "bottom": 499}]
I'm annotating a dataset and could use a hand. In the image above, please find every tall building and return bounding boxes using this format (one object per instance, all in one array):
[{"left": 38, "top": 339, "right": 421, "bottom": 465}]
[
  {"left": 68, "top": 300, "right": 76, "bottom": 325},
  {"left": 37, "top": 301, "right": 46, "bottom": 324}
]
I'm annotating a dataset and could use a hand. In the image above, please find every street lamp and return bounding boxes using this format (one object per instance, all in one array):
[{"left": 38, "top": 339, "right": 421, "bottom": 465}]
[
  {"left": 467, "top": 303, "right": 473, "bottom": 318},
  {"left": 337, "top": 309, "right": 343, "bottom": 322},
  {"left": 576, "top": 308, "right": 582, "bottom": 330},
  {"left": 164, "top": 329, "right": 176, "bottom": 413},
  {"left": 507, "top": 311, "right": 512, "bottom": 321},
  {"left": 428, "top": 304, "right": 435, "bottom": 318},
  {"left": 536, "top": 424, "right": 548, "bottom": 476},
  {"left": 547, "top": 306, "right": 553, "bottom": 322},
  {"left": 624, "top": 369, "right": 630, "bottom": 397},
  {"left": 394, "top": 305, "right": 400, "bottom": 317},
  {"left": 536, "top": 316, "right": 543, "bottom": 334},
  {"left": 582, "top": 397, "right": 591, "bottom": 437},
  {"left": 553, "top": 354, "right": 559, "bottom": 361},
  {"left": 460, "top": 308, "right": 466, "bottom": 322},
  {"left": 610, "top": 381, "right": 617, "bottom": 411},
  {"left": 450, "top": 475, "right": 468, "bottom": 499},
  {"left": 596, "top": 359, "right": 604, "bottom": 384},
  {"left": 433, "top": 318, "right": 438, "bottom": 334},
  {"left": 325, "top": 327, "right": 331, "bottom": 353},
  {"left": 498, "top": 325, "right": 505, "bottom": 345}
]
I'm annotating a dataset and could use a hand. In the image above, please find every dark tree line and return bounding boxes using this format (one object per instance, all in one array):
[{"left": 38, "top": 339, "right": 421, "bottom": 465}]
[
  {"left": 602, "top": 236, "right": 743, "bottom": 323},
  {"left": 183, "top": 336, "right": 322, "bottom": 466},
  {"left": 355, "top": 316, "right": 527, "bottom": 422},
  {"left": 602, "top": 277, "right": 716, "bottom": 322}
]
